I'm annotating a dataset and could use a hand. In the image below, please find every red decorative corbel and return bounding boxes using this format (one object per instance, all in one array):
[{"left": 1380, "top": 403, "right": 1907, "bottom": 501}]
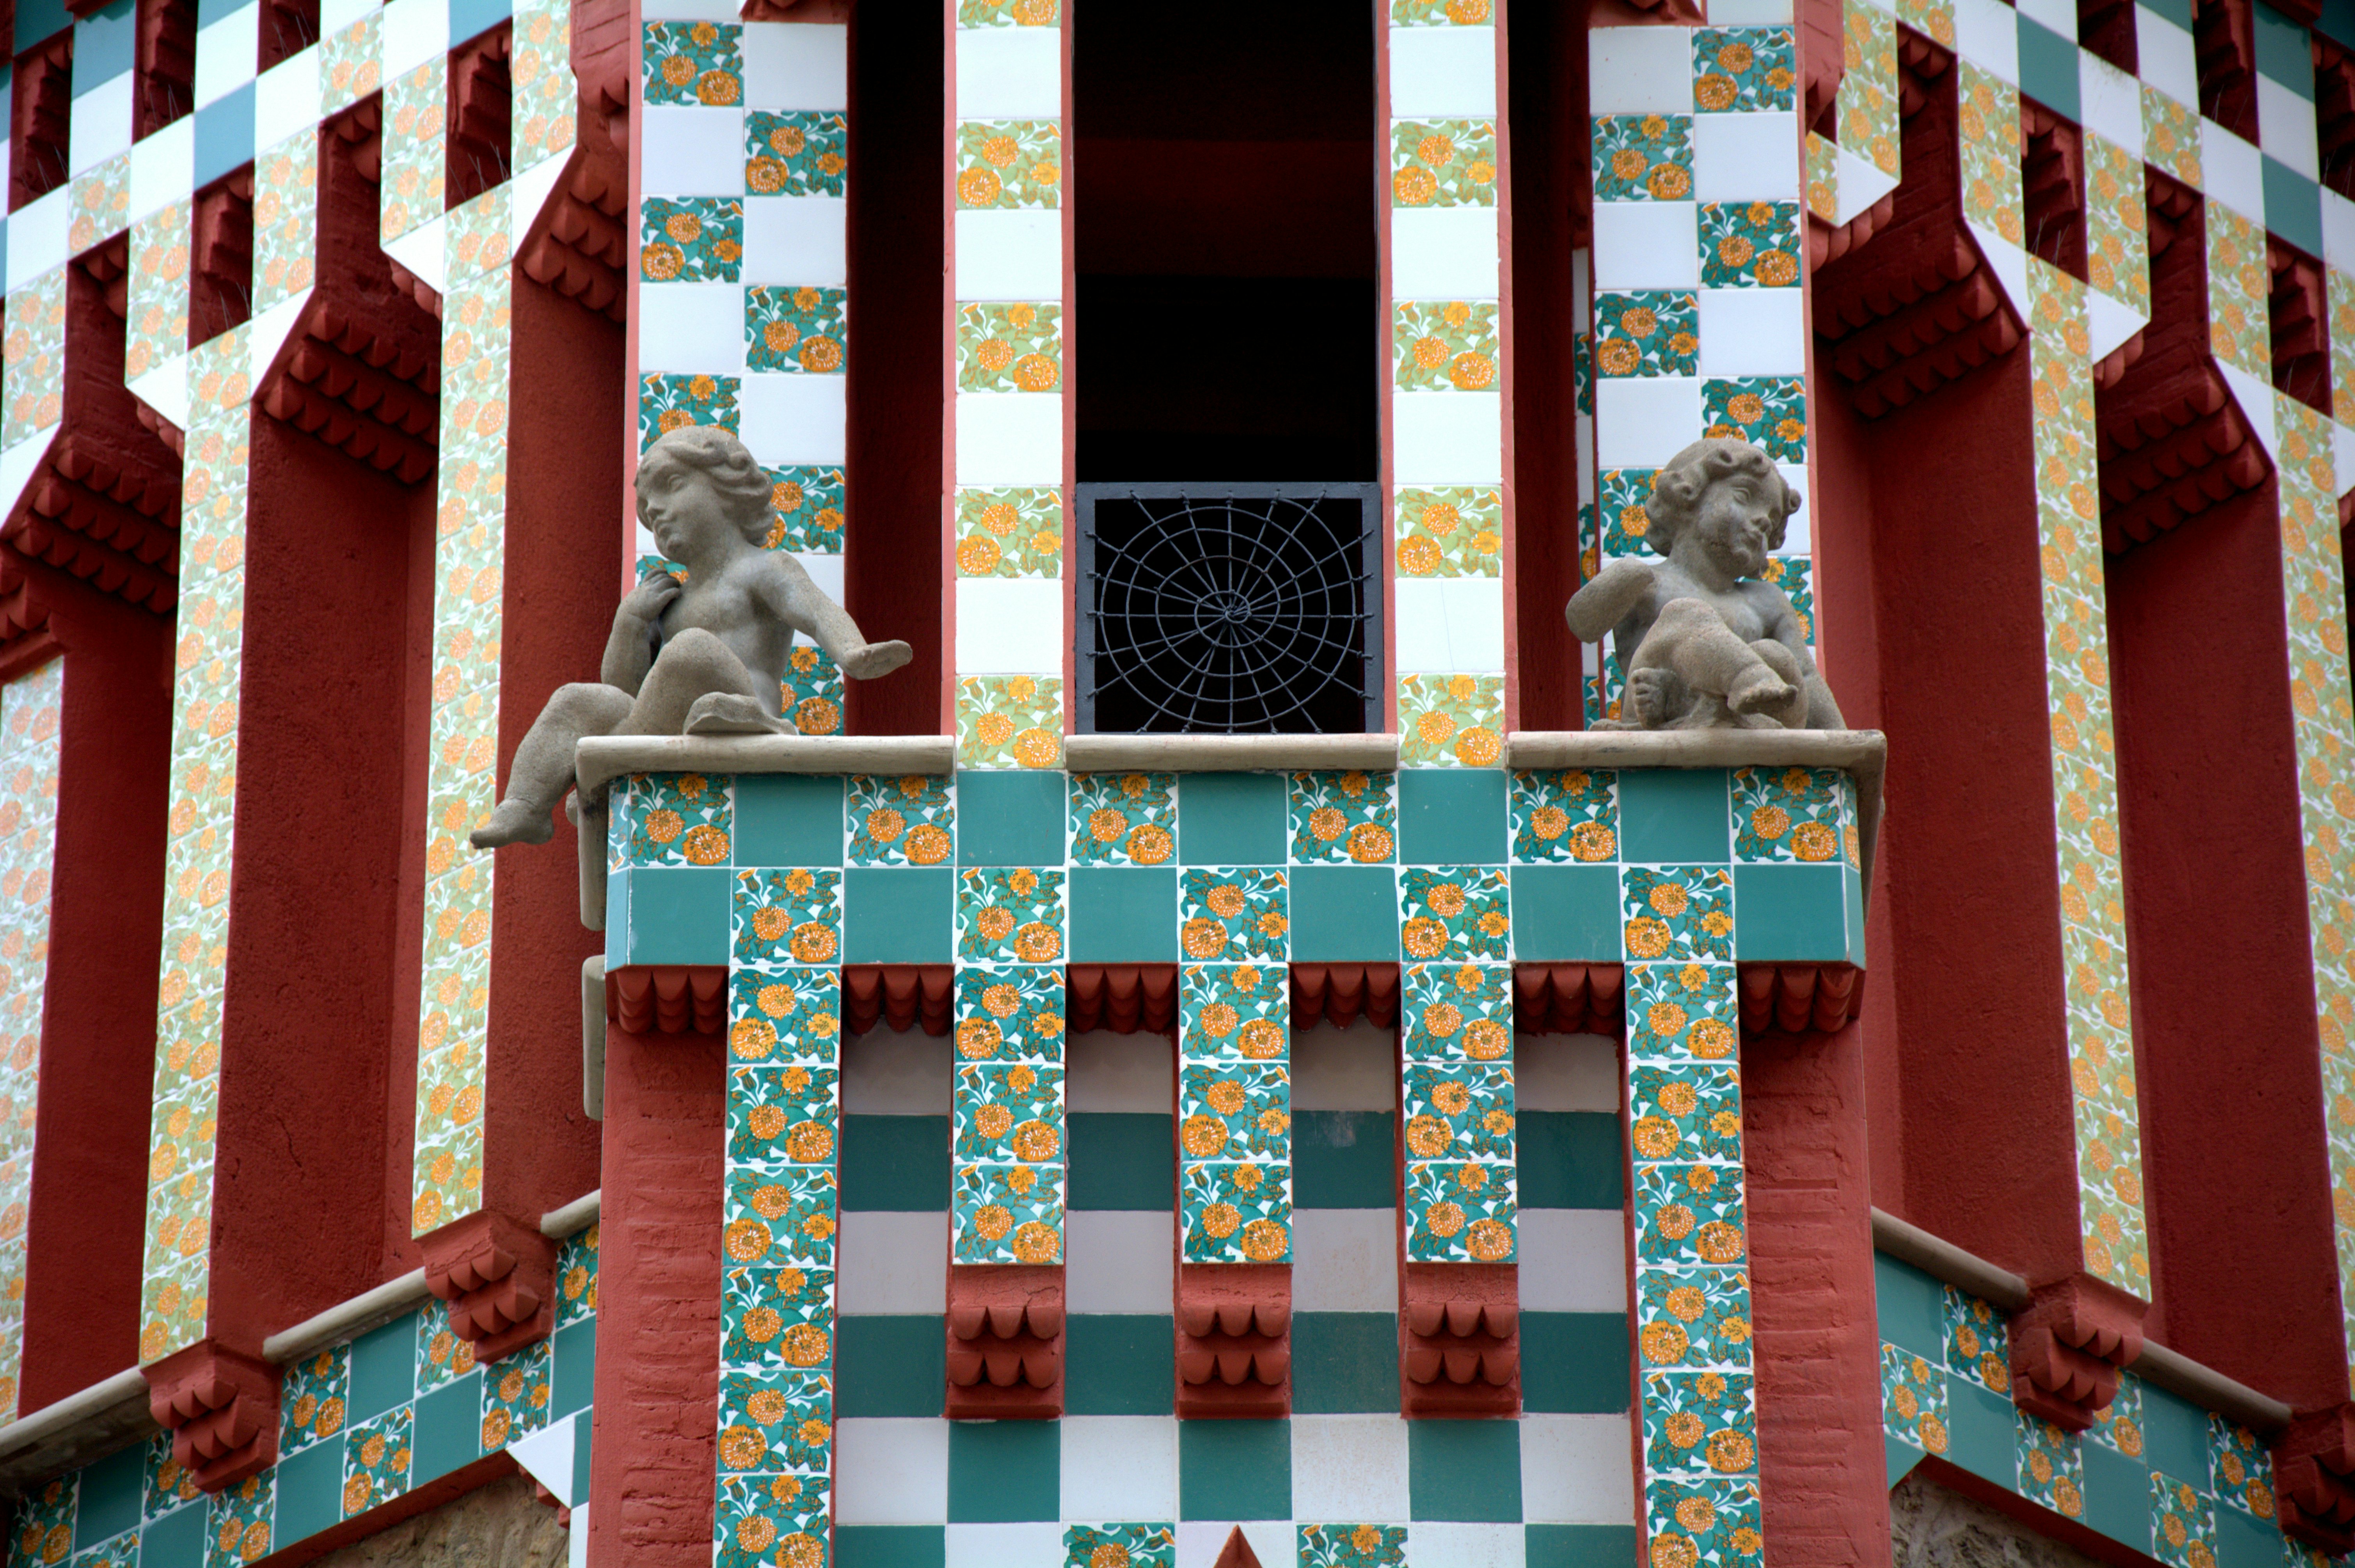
[
  {"left": 2275, "top": 1406, "right": 2355, "bottom": 1552},
  {"left": 944, "top": 1263, "right": 1064, "bottom": 1419},
  {"left": 1174, "top": 1263, "right": 1290, "bottom": 1419},
  {"left": 2007, "top": 1275, "right": 2147, "bottom": 1431},
  {"left": 1399, "top": 1263, "right": 1519, "bottom": 1417},
  {"left": 421, "top": 1209, "right": 558, "bottom": 1364},
  {"left": 143, "top": 1342, "right": 280, "bottom": 1492}
]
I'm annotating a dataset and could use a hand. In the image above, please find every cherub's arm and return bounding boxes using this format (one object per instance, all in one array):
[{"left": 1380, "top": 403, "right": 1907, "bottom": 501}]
[
  {"left": 755, "top": 551, "right": 870, "bottom": 665},
  {"left": 1565, "top": 557, "right": 1655, "bottom": 642},
  {"left": 600, "top": 570, "right": 680, "bottom": 693},
  {"left": 1760, "top": 587, "right": 1847, "bottom": 729}
]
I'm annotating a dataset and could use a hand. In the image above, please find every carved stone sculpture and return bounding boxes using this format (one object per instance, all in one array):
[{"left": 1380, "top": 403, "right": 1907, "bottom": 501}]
[
  {"left": 1565, "top": 436, "right": 1845, "bottom": 731},
  {"left": 471, "top": 426, "right": 911, "bottom": 848}
]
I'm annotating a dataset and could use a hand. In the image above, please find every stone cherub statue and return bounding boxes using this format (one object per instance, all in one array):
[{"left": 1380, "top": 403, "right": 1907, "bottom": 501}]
[
  {"left": 470, "top": 426, "right": 912, "bottom": 849},
  {"left": 1566, "top": 436, "right": 1844, "bottom": 731}
]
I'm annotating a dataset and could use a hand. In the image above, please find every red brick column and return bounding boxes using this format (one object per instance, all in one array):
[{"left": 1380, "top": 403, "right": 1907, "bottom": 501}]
[{"left": 586, "top": 1022, "right": 725, "bottom": 1568}]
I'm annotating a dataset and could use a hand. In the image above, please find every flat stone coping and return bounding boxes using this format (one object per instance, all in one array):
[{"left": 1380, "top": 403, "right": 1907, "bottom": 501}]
[
  {"left": 0, "top": 1368, "right": 155, "bottom": 1492},
  {"left": 575, "top": 734, "right": 957, "bottom": 798}
]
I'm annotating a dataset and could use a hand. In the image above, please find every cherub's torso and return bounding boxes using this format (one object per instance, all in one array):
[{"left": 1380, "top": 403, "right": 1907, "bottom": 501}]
[
  {"left": 656, "top": 550, "right": 792, "bottom": 704},
  {"left": 1612, "top": 560, "right": 1788, "bottom": 658}
]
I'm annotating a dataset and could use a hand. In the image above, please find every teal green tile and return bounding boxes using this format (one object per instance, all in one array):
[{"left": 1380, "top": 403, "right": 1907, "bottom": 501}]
[
  {"left": 139, "top": 1503, "right": 206, "bottom": 1568},
  {"left": 572, "top": 1415, "right": 593, "bottom": 1510},
  {"left": 957, "top": 770, "right": 1067, "bottom": 866},
  {"left": 348, "top": 1313, "right": 419, "bottom": 1422},
  {"left": 837, "top": 1314, "right": 946, "bottom": 1417},
  {"left": 844, "top": 867, "right": 954, "bottom": 962},
  {"left": 1067, "top": 1314, "right": 1177, "bottom": 1414},
  {"left": 1617, "top": 770, "right": 1729, "bottom": 863},
  {"left": 1180, "top": 1419, "right": 1291, "bottom": 1520},
  {"left": 551, "top": 1318, "right": 596, "bottom": 1419},
  {"left": 1522, "top": 1314, "right": 1630, "bottom": 1412},
  {"left": 2215, "top": 1497, "right": 2279, "bottom": 1568},
  {"left": 1886, "top": 1435, "right": 1927, "bottom": 1487},
  {"left": 733, "top": 774, "right": 845, "bottom": 867},
  {"left": 272, "top": 1439, "right": 344, "bottom": 1548},
  {"left": 412, "top": 1371, "right": 484, "bottom": 1485},
  {"left": 1399, "top": 770, "right": 1508, "bottom": 865},
  {"left": 948, "top": 1421, "right": 1060, "bottom": 1521},
  {"left": 2145, "top": 0, "right": 2190, "bottom": 26},
  {"left": 2083, "top": 1440, "right": 2151, "bottom": 1552},
  {"left": 1069, "top": 868, "right": 1179, "bottom": 961},
  {"left": 74, "top": 1444, "right": 142, "bottom": 1548},
  {"left": 1519, "top": 1112, "right": 1623, "bottom": 1210},
  {"left": 1947, "top": 1379, "right": 2018, "bottom": 1486},
  {"left": 842, "top": 1115, "right": 952, "bottom": 1210},
  {"left": 1508, "top": 866, "right": 1622, "bottom": 961},
  {"left": 2015, "top": 14, "right": 2079, "bottom": 118},
  {"left": 1070, "top": 1113, "right": 1175, "bottom": 1209},
  {"left": 604, "top": 869, "right": 629, "bottom": 965},
  {"left": 2322, "top": 0, "right": 2355, "bottom": 50},
  {"left": 2264, "top": 156, "right": 2324, "bottom": 256},
  {"left": 1873, "top": 1254, "right": 1945, "bottom": 1358},
  {"left": 1732, "top": 864, "right": 1848, "bottom": 961},
  {"left": 2142, "top": 1385, "right": 2210, "bottom": 1484},
  {"left": 1526, "top": 1525, "right": 1638, "bottom": 1568},
  {"left": 1293, "top": 1313, "right": 1401, "bottom": 1413},
  {"left": 1845, "top": 865, "right": 1865, "bottom": 966},
  {"left": 1290, "top": 866, "right": 1403, "bottom": 960},
  {"left": 837, "top": 1526, "right": 948, "bottom": 1568},
  {"left": 1295, "top": 1110, "right": 1396, "bottom": 1208},
  {"left": 1179, "top": 773, "right": 1287, "bottom": 865},
  {"left": 618, "top": 867, "right": 731, "bottom": 964},
  {"left": 2256, "top": 2, "right": 2314, "bottom": 90},
  {"left": 1408, "top": 1419, "right": 1522, "bottom": 1521}
]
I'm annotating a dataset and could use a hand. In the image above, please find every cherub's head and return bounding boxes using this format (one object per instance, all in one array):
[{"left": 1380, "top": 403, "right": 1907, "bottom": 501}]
[
  {"left": 634, "top": 426, "right": 774, "bottom": 557},
  {"left": 1644, "top": 437, "right": 1799, "bottom": 576}
]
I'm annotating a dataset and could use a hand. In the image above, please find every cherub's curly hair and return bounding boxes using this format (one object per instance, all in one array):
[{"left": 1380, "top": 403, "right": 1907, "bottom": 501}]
[
  {"left": 1643, "top": 438, "right": 1799, "bottom": 557},
  {"left": 635, "top": 425, "right": 775, "bottom": 544}
]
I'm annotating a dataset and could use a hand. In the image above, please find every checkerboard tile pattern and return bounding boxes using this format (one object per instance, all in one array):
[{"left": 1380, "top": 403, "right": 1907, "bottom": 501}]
[{"left": 0, "top": 659, "right": 62, "bottom": 1424}]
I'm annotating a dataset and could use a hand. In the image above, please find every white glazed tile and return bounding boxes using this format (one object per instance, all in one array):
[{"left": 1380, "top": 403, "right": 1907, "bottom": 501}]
[
  {"left": 67, "top": 74, "right": 132, "bottom": 175},
  {"left": 1066, "top": 1211, "right": 1173, "bottom": 1314},
  {"left": 1513, "top": 1033, "right": 1621, "bottom": 1113},
  {"left": 1392, "top": 392, "right": 1503, "bottom": 484},
  {"left": 1571, "top": 247, "right": 1591, "bottom": 330},
  {"left": 1778, "top": 465, "right": 1812, "bottom": 553},
  {"left": 1588, "top": 27, "right": 1693, "bottom": 114},
  {"left": 955, "top": 392, "right": 1063, "bottom": 486},
  {"left": 637, "top": 282, "right": 748, "bottom": 374},
  {"left": 1707, "top": 0, "right": 1792, "bottom": 18},
  {"left": 641, "top": 0, "right": 737, "bottom": 19},
  {"left": 2260, "top": 75, "right": 2320, "bottom": 179},
  {"left": 1059, "top": 1418, "right": 1179, "bottom": 1520},
  {"left": 1389, "top": 25, "right": 1497, "bottom": 118},
  {"left": 955, "top": 576, "right": 1066, "bottom": 674},
  {"left": 794, "top": 551, "right": 845, "bottom": 604},
  {"left": 320, "top": 0, "right": 376, "bottom": 35},
  {"left": 1517, "top": 1209, "right": 1635, "bottom": 1311},
  {"left": 1394, "top": 575, "right": 1506, "bottom": 672},
  {"left": 1291, "top": 1208, "right": 1399, "bottom": 1313},
  {"left": 254, "top": 48, "right": 323, "bottom": 153},
  {"left": 842, "top": 1026, "right": 953, "bottom": 1113},
  {"left": 947, "top": 1525, "right": 1063, "bottom": 1568},
  {"left": 378, "top": 0, "right": 448, "bottom": 76},
  {"left": 955, "top": 208, "right": 1063, "bottom": 300},
  {"left": 2324, "top": 188, "right": 2355, "bottom": 269},
  {"left": 1693, "top": 111, "right": 1798, "bottom": 204},
  {"left": 1290, "top": 1415, "right": 1410, "bottom": 1522},
  {"left": 1411, "top": 1524, "right": 1529, "bottom": 1568},
  {"left": 2203, "top": 118, "right": 2265, "bottom": 223},
  {"left": 833, "top": 1420, "right": 949, "bottom": 1524},
  {"left": 2016, "top": 0, "right": 2075, "bottom": 41},
  {"left": 1967, "top": 221, "right": 2032, "bottom": 321},
  {"left": 1697, "top": 287, "right": 1808, "bottom": 377},
  {"left": 836, "top": 1211, "right": 948, "bottom": 1314},
  {"left": 742, "top": 21, "right": 848, "bottom": 111},
  {"left": 742, "top": 373, "right": 848, "bottom": 465},
  {"left": 2079, "top": 53, "right": 2142, "bottom": 158},
  {"left": 2135, "top": 9, "right": 2198, "bottom": 108},
  {"left": 1391, "top": 206, "right": 1501, "bottom": 298},
  {"left": 2085, "top": 289, "right": 2148, "bottom": 362},
  {"left": 7, "top": 190, "right": 69, "bottom": 293},
  {"left": 643, "top": 107, "right": 751, "bottom": 197},
  {"left": 1520, "top": 1415, "right": 1638, "bottom": 1524},
  {"left": 1591, "top": 201, "right": 1699, "bottom": 290},
  {"left": 192, "top": 6, "right": 260, "bottom": 108},
  {"left": 2217, "top": 362, "right": 2279, "bottom": 459},
  {"left": 1067, "top": 1030, "right": 1174, "bottom": 1112},
  {"left": 2332, "top": 419, "right": 2355, "bottom": 493},
  {"left": 1952, "top": 0, "right": 2021, "bottom": 82},
  {"left": 744, "top": 195, "right": 848, "bottom": 287},
  {"left": 1594, "top": 378, "right": 1703, "bottom": 468},
  {"left": 955, "top": 25, "right": 1060, "bottom": 119}
]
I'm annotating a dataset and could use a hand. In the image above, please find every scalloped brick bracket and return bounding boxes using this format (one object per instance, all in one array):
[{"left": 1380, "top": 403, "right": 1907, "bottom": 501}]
[
  {"left": 421, "top": 1208, "right": 559, "bottom": 1364},
  {"left": 143, "top": 1341, "right": 281, "bottom": 1492},
  {"left": 2275, "top": 1405, "right": 2355, "bottom": 1552},
  {"left": 1174, "top": 1263, "right": 1290, "bottom": 1419},
  {"left": 944, "top": 1263, "right": 1064, "bottom": 1419},
  {"left": 2007, "top": 1274, "right": 2147, "bottom": 1431},
  {"left": 1399, "top": 1262, "right": 1519, "bottom": 1417}
]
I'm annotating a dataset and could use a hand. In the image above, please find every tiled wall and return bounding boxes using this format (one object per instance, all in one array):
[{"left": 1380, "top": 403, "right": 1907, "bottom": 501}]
[
  {"left": 0, "top": 658, "right": 62, "bottom": 1423},
  {"left": 1877, "top": 1249, "right": 2332, "bottom": 1568},
  {"left": 949, "top": 0, "right": 1069, "bottom": 769},
  {"left": 4, "top": 1224, "right": 597, "bottom": 1568}
]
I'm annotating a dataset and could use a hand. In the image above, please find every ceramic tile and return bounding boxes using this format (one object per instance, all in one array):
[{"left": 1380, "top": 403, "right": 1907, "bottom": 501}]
[
  {"left": 1644, "top": 1478, "right": 1764, "bottom": 1568},
  {"left": 717, "top": 1371, "right": 834, "bottom": 1476},
  {"left": 956, "top": 302, "right": 1062, "bottom": 394},
  {"left": 1698, "top": 201, "right": 1801, "bottom": 288},
  {"left": 1595, "top": 291, "right": 1699, "bottom": 378},
  {"left": 644, "top": 20, "right": 742, "bottom": 105},
  {"left": 341, "top": 1404, "right": 414, "bottom": 1517},
  {"left": 1395, "top": 486, "right": 1503, "bottom": 577},
  {"left": 1881, "top": 1343, "right": 1950, "bottom": 1456},
  {"left": 1399, "top": 866, "right": 1510, "bottom": 960},
  {"left": 1730, "top": 766, "right": 1844, "bottom": 863},
  {"left": 954, "top": 486, "right": 1063, "bottom": 578},
  {"left": 1394, "top": 300, "right": 1501, "bottom": 392},
  {"left": 1693, "top": 28, "right": 1796, "bottom": 112},
  {"left": 1639, "top": 1367, "right": 1758, "bottom": 1477},
  {"left": 208, "top": 1472, "right": 274, "bottom": 1565},
  {"left": 731, "top": 868, "right": 843, "bottom": 970},
  {"left": 1943, "top": 1285, "right": 2012, "bottom": 1395},
  {"left": 953, "top": 963, "right": 1067, "bottom": 1063},
  {"left": 1511, "top": 768, "right": 1619, "bottom": 864},
  {"left": 482, "top": 1338, "right": 556, "bottom": 1448},
  {"left": 1179, "top": 868, "right": 1289, "bottom": 961},
  {"left": 953, "top": 1161, "right": 1065, "bottom": 1263},
  {"left": 954, "top": 1061, "right": 1064, "bottom": 1163},
  {"left": 1299, "top": 1524, "right": 1407, "bottom": 1565},
  {"left": 1959, "top": 62, "right": 2025, "bottom": 245},
  {"left": 1391, "top": 119, "right": 1498, "bottom": 206},
  {"left": 956, "top": 867, "right": 1066, "bottom": 962},
  {"left": 746, "top": 285, "right": 846, "bottom": 374},
  {"left": 1179, "top": 1060, "right": 1291, "bottom": 1162},
  {"left": 282, "top": 1343, "right": 352, "bottom": 1454},
  {"left": 1700, "top": 376, "right": 1806, "bottom": 460},
  {"left": 1289, "top": 770, "right": 1399, "bottom": 864},
  {"left": 780, "top": 647, "right": 846, "bottom": 736},
  {"left": 727, "top": 1064, "right": 840, "bottom": 1168},
  {"left": 641, "top": 196, "right": 744, "bottom": 282},
  {"left": 1626, "top": 961, "right": 1741, "bottom": 1064},
  {"left": 2017, "top": 1410, "right": 2085, "bottom": 1520},
  {"left": 1179, "top": 963, "right": 1288, "bottom": 1062},
  {"left": 847, "top": 775, "right": 954, "bottom": 867},
  {"left": 1637, "top": 1265, "right": 1754, "bottom": 1371},
  {"left": 745, "top": 110, "right": 847, "bottom": 197},
  {"left": 1400, "top": 960, "right": 1511, "bottom": 1063},
  {"left": 1069, "top": 772, "right": 1178, "bottom": 866},
  {"left": 1397, "top": 674, "right": 1504, "bottom": 767},
  {"left": 1621, "top": 868, "right": 1734, "bottom": 963},
  {"left": 957, "top": 119, "right": 1061, "bottom": 209},
  {"left": 721, "top": 1265, "right": 836, "bottom": 1375},
  {"left": 1593, "top": 114, "right": 1695, "bottom": 201},
  {"left": 723, "top": 1166, "right": 838, "bottom": 1270},
  {"left": 715, "top": 1474, "right": 831, "bottom": 1568},
  {"left": 957, "top": 676, "right": 1064, "bottom": 771},
  {"left": 640, "top": 371, "right": 741, "bottom": 447},
  {"left": 2151, "top": 1471, "right": 2216, "bottom": 1568},
  {"left": 1180, "top": 1159, "right": 1291, "bottom": 1263}
]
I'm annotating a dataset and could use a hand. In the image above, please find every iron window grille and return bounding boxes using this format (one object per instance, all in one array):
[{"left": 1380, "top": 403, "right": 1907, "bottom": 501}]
[{"left": 1076, "top": 483, "right": 1382, "bottom": 735}]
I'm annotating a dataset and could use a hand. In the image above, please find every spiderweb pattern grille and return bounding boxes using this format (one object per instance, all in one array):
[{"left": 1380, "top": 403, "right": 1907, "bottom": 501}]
[{"left": 1078, "top": 485, "right": 1380, "bottom": 735}]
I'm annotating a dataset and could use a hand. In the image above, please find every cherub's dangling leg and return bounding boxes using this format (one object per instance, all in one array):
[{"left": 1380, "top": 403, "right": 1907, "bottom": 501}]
[{"left": 471, "top": 683, "right": 634, "bottom": 848}]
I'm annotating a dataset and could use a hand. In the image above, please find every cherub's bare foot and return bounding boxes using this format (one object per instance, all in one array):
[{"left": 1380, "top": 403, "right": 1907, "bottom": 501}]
[
  {"left": 684, "top": 692, "right": 792, "bottom": 736},
  {"left": 1727, "top": 666, "right": 1801, "bottom": 725},
  {"left": 470, "top": 799, "right": 555, "bottom": 848},
  {"left": 841, "top": 640, "right": 913, "bottom": 680},
  {"left": 1628, "top": 668, "right": 1678, "bottom": 729}
]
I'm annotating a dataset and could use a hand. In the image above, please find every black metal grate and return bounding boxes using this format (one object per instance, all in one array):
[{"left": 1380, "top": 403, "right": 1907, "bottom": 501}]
[{"left": 1077, "top": 484, "right": 1381, "bottom": 735}]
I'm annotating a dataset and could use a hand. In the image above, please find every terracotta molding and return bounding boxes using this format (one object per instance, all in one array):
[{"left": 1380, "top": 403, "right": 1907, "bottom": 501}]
[
  {"left": 541, "top": 1190, "right": 601, "bottom": 1239},
  {"left": 1398, "top": 1263, "right": 1519, "bottom": 1417},
  {"left": 419, "top": 1210, "right": 559, "bottom": 1364},
  {"left": 841, "top": 964, "right": 953, "bottom": 1037},
  {"left": 1737, "top": 963, "right": 1865, "bottom": 1034},
  {"left": 1061, "top": 734, "right": 1402, "bottom": 774},
  {"left": 2274, "top": 1406, "right": 2355, "bottom": 1550},
  {"left": 574, "top": 733, "right": 957, "bottom": 797},
  {"left": 260, "top": 1270, "right": 435, "bottom": 1365},
  {"left": 1065, "top": 965, "right": 1178, "bottom": 1035},
  {"left": 607, "top": 964, "right": 728, "bottom": 1035},
  {"left": 0, "top": 1369, "right": 156, "bottom": 1492},
  {"left": 142, "top": 1341, "right": 279, "bottom": 1492},
  {"left": 1173, "top": 1263, "right": 1291, "bottom": 1419},
  {"left": 943, "top": 1264, "right": 1064, "bottom": 1419},
  {"left": 1289, "top": 963, "right": 1400, "bottom": 1033},
  {"left": 1510, "top": 963, "right": 1625, "bottom": 1037}
]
